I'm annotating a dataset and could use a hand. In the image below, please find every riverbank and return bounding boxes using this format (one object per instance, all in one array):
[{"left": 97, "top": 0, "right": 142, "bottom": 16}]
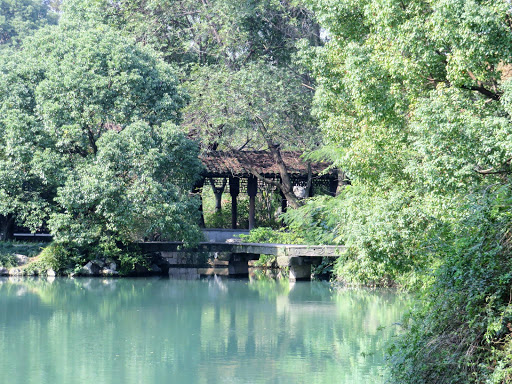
[{"left": 0, "top": 241, "right": 174, "bottom": 278}]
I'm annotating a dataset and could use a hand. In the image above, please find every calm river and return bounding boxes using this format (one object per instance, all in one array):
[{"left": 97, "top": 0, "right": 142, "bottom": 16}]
[{"left": 0, "top": 277, "right": 408, "bottom": 384}]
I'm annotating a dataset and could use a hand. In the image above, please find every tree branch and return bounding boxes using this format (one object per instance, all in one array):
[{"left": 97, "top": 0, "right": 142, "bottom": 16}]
[
  {"left": 463, "top": 85, "right": 501, "bottom": 101},
  {"left": 464, "top": 70, "right": 502, "bottom": 100},
  {"left": 208, "top": 177, "right": 227, "bottom": 193},
  {"left": 86, "top": 127, "right": 98, "bottom": 155},
  {"left": 246, "top": 166, "right": 282, "bottom": 188},
  {"left": 475, "top": 158, "right": 512, "bottom": 175}
]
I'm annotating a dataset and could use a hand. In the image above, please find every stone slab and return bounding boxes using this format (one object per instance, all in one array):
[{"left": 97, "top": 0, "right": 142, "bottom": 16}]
[
  {"left": 145, "top": 242, "right": 345, "bottom": 258},
  {"left": 168, "top": 267, "right": 199, "bottom": 279}
]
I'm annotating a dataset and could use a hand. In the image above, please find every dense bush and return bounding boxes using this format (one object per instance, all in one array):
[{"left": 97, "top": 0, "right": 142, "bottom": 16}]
[
  {"left": 390, "top": 186, "right": 512, "bottom": 383},
  {"left": 23, "top": 242, "right": 76, "bottom": 275},
  {"left": 283, "top": 187, "right": 438, "bottom": 286}
]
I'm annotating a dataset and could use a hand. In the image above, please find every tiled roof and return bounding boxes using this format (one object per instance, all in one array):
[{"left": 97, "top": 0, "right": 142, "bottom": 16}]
[{"left": 200, "top": 151, "right": 335, "bottom": 178}]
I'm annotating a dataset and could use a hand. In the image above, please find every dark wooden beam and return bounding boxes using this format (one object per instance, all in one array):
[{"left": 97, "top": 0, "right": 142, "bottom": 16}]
[
  {"left": 247, "top": 176, "right": 258, "bottom": 230},
  {"left": 229, "top": 177, "right": 240, "bottom": 229},
  {"left": 192, "top": 178, "right": 205, "bottom": 228}
]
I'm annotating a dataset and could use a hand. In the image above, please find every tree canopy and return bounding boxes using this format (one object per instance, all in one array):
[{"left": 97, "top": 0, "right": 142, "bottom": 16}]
[
  {"left": 0, "top": 0, "right": 57, "bottom": 46},
  {"left": 0, "top": 23, "right": 202, "bottom": 253},
  {"left": 61, "top": 0, "right": 320, "bottom": 67}
]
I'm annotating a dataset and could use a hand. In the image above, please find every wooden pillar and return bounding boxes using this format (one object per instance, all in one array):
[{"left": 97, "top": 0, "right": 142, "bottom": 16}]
[
  {"left": 247, "top": 176, "right": 258, "bottom": 230},
  {"left": 280, "top": 191, "right": 287, "bottom": 214},
  {"left": 308, "top": 183, "right": 314, "bottom": 198},
  {"left": 229, "top": 176, "right": 240, "bottom": 229},
  {"left": 192, "top": 178, "right": 205, "bottom": 228},
  {"left": 329, "top": 179, "right": 338, "bottom": 197}
]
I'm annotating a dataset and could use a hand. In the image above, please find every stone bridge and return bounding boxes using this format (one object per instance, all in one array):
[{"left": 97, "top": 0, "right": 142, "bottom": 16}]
[{"left": 140, "top": 242, "right": 345, "bottom": 281}]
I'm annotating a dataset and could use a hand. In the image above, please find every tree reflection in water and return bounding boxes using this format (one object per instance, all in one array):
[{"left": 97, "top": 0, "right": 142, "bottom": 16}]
[{"left": 0, "top": 277, "right": 409, "bottom": 384}]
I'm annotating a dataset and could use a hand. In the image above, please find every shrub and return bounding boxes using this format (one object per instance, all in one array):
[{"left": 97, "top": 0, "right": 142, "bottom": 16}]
[{"left": 239, "top": 226, "right": 304, "bottom": 244}]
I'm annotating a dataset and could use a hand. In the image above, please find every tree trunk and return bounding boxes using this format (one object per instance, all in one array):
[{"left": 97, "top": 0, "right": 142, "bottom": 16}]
[
  {"left": 253, "top": 116, "right": 303, "bottom": 209},
  {"left": 0, "top": 214, "right": 15, "bottom": 241},
  {"left": 268, "top": 144, "right": 303, "bottom": 209},
  {"left": 209, "top": 178, "right": 227, "bottom": 213}
]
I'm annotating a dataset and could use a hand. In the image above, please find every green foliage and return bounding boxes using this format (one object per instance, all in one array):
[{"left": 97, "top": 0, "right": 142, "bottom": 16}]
[
  {"left": 116, "top": 248, "right": 150, "bottom": 275},
  {"left": 24, "top": 242, "right": 75, "bottom": 275},
  {"left": 389, "top": 186, "right": 512, "bottom": 383},
  {"left": 0, "top": 252, "right": 15, "bottom": 268},
  {"left": 253, "top": 254, "right": 277, "bottom": 267},
  {"left": 0, "top": 0, "right": 57, "bottom": 46},
  {"left": 311, "top": 258, "right": 334, "bottom": 280},
  {"left": 283, "top": 187, "right": 437, "bottom": 286},
  {"left": 239, "top": 227, "right": 304, "bottom": 245},
  {"left": 286, "top": 0, "right": 512, "bottom": 283},
  {"left": 183, "top": 61, "right": 318, "bottom": 152},
  {"left": 61, "top": 0, "right": 319, "bottom": 68},
  {"left": 49, "top": 121, "right": 203, "bottom": 248}
]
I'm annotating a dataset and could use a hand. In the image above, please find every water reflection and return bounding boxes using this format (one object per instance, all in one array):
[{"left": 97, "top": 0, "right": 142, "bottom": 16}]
[{"left": 0, "top": 277, "right": 409, "bottom": 384}]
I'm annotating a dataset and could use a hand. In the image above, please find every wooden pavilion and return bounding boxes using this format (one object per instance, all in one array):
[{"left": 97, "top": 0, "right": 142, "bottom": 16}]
[{"left": 196, "top": 151, "right": 341, "bottom": 229}]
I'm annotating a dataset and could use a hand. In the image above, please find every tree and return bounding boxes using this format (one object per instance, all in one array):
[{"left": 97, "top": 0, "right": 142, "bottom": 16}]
[
  {"left": 284, "top": 0, "right": 512, "bottom": 281},
  {"left": 294, "top": 0, "right": 512, "bottom": 381},
  {"left": 183, "top": 62, "right": 318, "bottom": 208},
  {"left": 0, "top": 23, "right": 202, "bottom": 251},
  {"left": 0, "top": 37, "right": 64, "bottom": 240},
  {"left": 61, "top": 0, "right": 322, "bottom": 207},
  {"left": 61, "top": 0, "right": 321, "bottom": 67},
  {"left": 0, "top": 0, "right": 57, "bottom": 46},
  {"left": 50, "top": 121, "right": 203, "bottom": 251}
]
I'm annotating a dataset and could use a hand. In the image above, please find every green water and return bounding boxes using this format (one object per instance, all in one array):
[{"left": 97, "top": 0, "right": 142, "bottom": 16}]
[{"left": 0, "top": 277, "right": 408, "bottom": 384}]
